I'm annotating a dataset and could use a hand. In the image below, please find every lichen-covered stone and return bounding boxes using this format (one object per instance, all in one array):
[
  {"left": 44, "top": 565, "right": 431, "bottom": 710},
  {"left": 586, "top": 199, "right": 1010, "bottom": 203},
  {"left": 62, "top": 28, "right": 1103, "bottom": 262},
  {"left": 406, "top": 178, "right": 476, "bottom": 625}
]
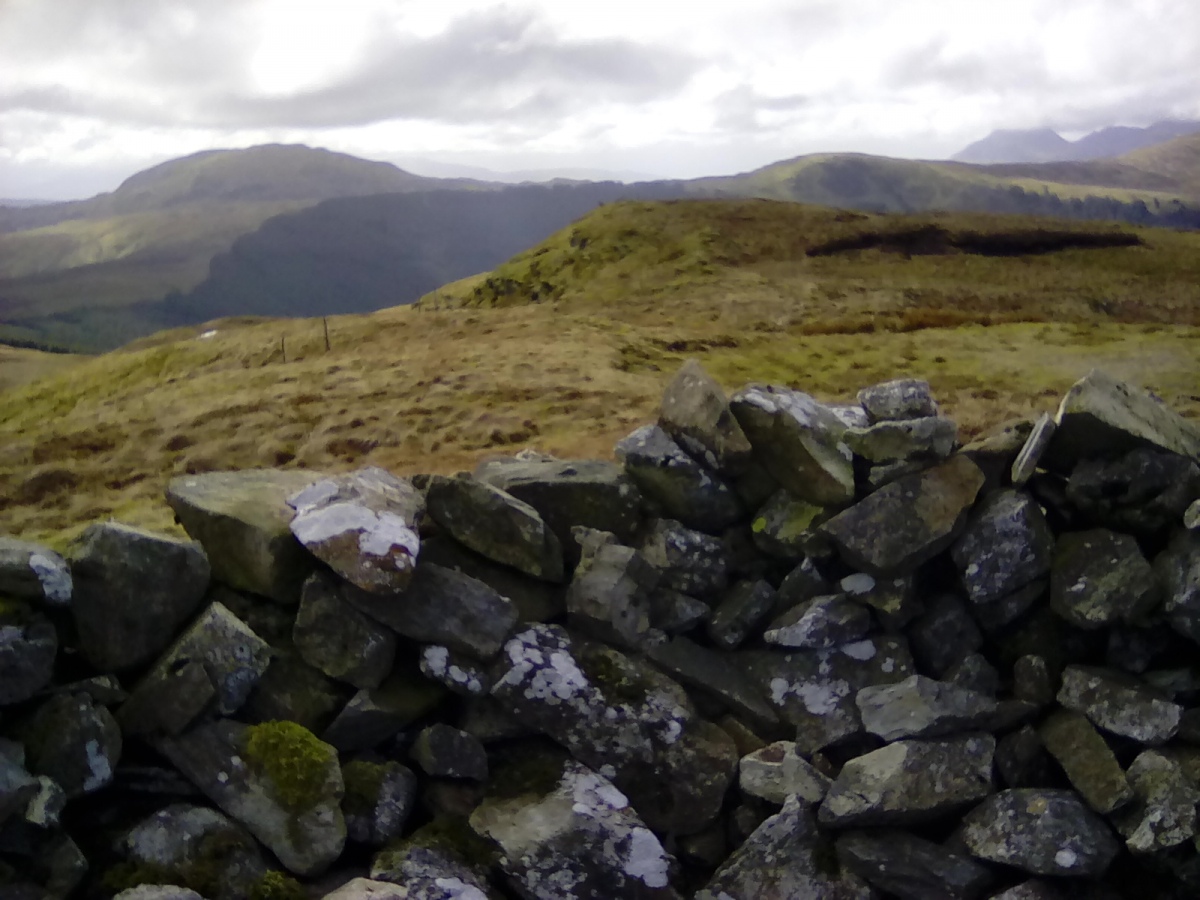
[
  {"left": 858, "top": 378, "right": 938, "bottom": 422},
  {"left": 371, "top": 816, "right": 499, "bottom": 898},
  {"left": 695, "top": 796, "right": 876, "bottom": 900},
  {"left": 835, "top": 828, "right": 993, "bottom": 900},
  {"left": 417, "top": 534, "right": 564, "bottom": 624},
  {"left": 945, "top": 653, "right": 1000, "bottom": 697},
  {"left": 240, "top": 653, "right": 347, "bottom": 736},
  {"left": 763, "top": 593, "right": 871, "bottom": 650},
  {"left": 1112, "top": 750, "right": 1200, "bottom": 854},
  {"left": 1049, "top": 529, "right": 1160, "bottom": 629},
  {"left": 644, "top": 635, "right": 779, "bottom": 730},
  {"left": 166, "top": 469, "right": 321, "bottom": 603},
  {"left": 659, "top": 358, "right": 754, "bottom": 474},
  {"left": 729, "top": 384, "right": 855, "bottom": 506},
  {"left": 69, "top": 522, "right": 211, "bottom": 671},
  {"left": 855, "top": 675, "right": 998, "bottom": 742},
  {"left": 1057, "top": 665, "right": 1181, "bottom": 745},
  {"left": 738, "top": 741, "right": 831, "bottom": 805},
  {"left": 0, "top": 612, "right": 56, "bottom": 706},
  {"left": 907, "top": 593, "right": 983, "bottom": 677},
  {"left": 471, "top": 761, "right": 680, "bottom": 899},
  {"left": 839, "top": 571, "right": 922, "bottom": 630},
  {"left": 819, "top": 734, "right": 995, "bottom": 828},
  {"left": 287, "top": 467, "right": 424, "bottom": 594},
  {"left": 959, "top": 789, "right": 1120, "bottom": 877},
  {"left": 649, "top": 588, "right": 710, "bottom": 634},
  {"left": 341, "top": 760, "right": 417, "bottom": 847},
  {"left": 1011, "top": 413, "right": 1056, "bottom": 486},
  {"left": 1037, "top": 710, "right": 1133, "bottom": 814},
  {"left": 749, "top": 489, "right": 825, "bottom": 561},
  {"left": 707, "top": 579, "right": 776, "bottom": 650},
  {"left": 843, "top": 416, "right": 957, "bottom": 463},
  {"left": 426, "top": 476, "right": 564, "bottom": 582},
  {"left": 566, "top": 528, "right": 657, "bottom": 649},
  {"left": 420, "top": 645, "right": 490, "bottom": 697},
  {"left": 322, "top": 670, "right": 446, "bottom": 753},
  {"left": 951, "top": 489, "right": 1054, "bottom": 612},
  {"left": 1065, "top": 447, "right": 1200, "bottom": 537},
  {"left": 1156, "top": 530, "right": 1200, "bottom": 646},
  {"left": 23, "top": 692, "right": 121, "bottom": 798},
  {"left": 820, "top": 455, "right": 986, "bottom": 576},
  {"left": 615, "top": 424, "right": 743, "bottom": 533},
  {"left": 411, "top": 725, "right": 489, "bottom": 781},
  {"left": 639, "top": 518, "right": 731, "bottom": 601},
  {"left": 0, "top": 537, "right": 71, "bottom": 606},
  {"left": 293, "top": 572, "right": 397, "bottom": 689}
]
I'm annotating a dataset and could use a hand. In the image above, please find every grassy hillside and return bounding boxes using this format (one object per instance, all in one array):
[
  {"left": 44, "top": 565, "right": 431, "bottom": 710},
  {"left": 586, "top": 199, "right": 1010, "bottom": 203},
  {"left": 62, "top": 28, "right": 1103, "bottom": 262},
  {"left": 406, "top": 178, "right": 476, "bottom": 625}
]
[{"left": 2, "top": 198, "right": 1197, "bottom": 549}]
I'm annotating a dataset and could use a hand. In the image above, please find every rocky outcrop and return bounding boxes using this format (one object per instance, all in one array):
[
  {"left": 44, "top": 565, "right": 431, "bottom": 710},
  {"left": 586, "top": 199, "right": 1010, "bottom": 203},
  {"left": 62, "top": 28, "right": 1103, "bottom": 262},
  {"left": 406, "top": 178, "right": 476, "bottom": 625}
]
[{"left": 2, "top": 362, "right": 1200, "bottom": 899}]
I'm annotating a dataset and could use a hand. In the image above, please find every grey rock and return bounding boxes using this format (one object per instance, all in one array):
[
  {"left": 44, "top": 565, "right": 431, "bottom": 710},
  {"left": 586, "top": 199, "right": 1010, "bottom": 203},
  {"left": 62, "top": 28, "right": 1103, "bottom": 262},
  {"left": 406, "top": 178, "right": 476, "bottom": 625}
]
[
  {"left": 972, "top": 580, "right": 1047, "bottom": 634},
  {"left": 411, "top": 724, "right": 488, "bottom": 781},
  {"left": 856, "top": 675, "right": 999, "bottom": 741},
  {"left": 288, "top": 467, "right": 424, "bottom": 594},
  {"left": 114, "top": 888, "right": 205, "bottom": 900},
  {"left": 994, "top": 726, "right": 1054, "bottom": 790},
  {"left": 829, "top": 403, "right": 872, "bottom": 429},
  {"left": 959, "top": 789, "right": 1120, "bottom": 877},
  {"left": 866, "top": 458, "right": 934, "bottom": 491},
  {"left": 1012, "top": 655, "right": 1055, "bottom": 707},
  {"left": 729, "top": 384, "right": 855, "bottom": 506},
  {"left": 776, "top": 557, "right": 834, "bottom": 613},
  {"left": 644, "top": 635, "right": 780, "bottom": 730},
  {"left": 987, "top": 882, "right": 1063, "bottom": 900},
  {"left": 346, "top": 563, "right": 518, "bottom": 660},
  {"left": 907, "top": 593, "right": 984, "bottom": 677},
  {"left": 639, "top": 518, "right": 731, "bottom": 601},
  {"left": 240, "top": 652, "right": 347, "bottom": 736},
  {"left": 963, "top": 419, "right": 1035, "bottom": 493},
  {"left": 370, "top": 824, "right": 498, "bottom": 898},
  {"left": 1037, "top": 710, "right": 1132, "bottom": 814},
  {"left": 1113, "top": 750, "right": 1200, "bottom": 854},
  {"left": 1011, "top": 413, "right": 1057, "bottom": 486},
  {"left": 1156, "top": 530, "right": 1200, "bottom": 646},
  {"left": 1049, "top": 529, "right": 1159, "bottom": 629},
  {"left": 566, "top": 528, "right": 657, "bottom": 649},
  {"left": 342, "top": 759, "right": 417, "bottom": 847},
  {"left": 945, "top": 654, "right": 1000, "bottom": 697},
  {"left": 420, "top": 645, "right": 490, "bottom": 696},
  {"left": 1066, "top": 446, "right": 1200, "bottom": 537},
  {"left": 707, "top": 579, "right": 776, "bottom": 650},
  {"left": 0, "top": 614, "right": 56, "bottom": 706},
  {"left": 840, "top": 572, "right": 922, "bottom": 630},
  {"left": 0, "top": 537, "right": 71, "bottom": 605},
  {"left": 322, "top": 670, "right": 446, "bottom": 753},
  {"left": 156, "top": 719, "right": 345, "bottom": 877},
  {"left": 858, "top": 378, "right": 939, "bottom": 422},
  {"left": 819, "top": 734, "right": 995, "bottom": 828},
  {"left": 23, "top": 692, "right": 121, "bottom": 798},
  {"left": 426, "top": 475, "right": 564, "bottom": 582},
  {"left": 1043, "top": 369, "right": 1200, "bottom": 470},
  {"left": 835, "top": 829, "right": 994, "bottom": 900},
  {"left": 490, "top": 625, "right": 737, "bottom": 835},
  {"left": 649, "top": 588, "right": 711, "bottom": 634},
  {"left": 1186, "top": 499, "right": 1200, "bottom": 529},
  {"left": 294, "top": 571, "right": 397, "bottom": 689},
  {"left": 69, "top": 522, "right": 210, "bottom": 671},
  {"left": 1057, "top": 665, "right": 1181, "bottom": 744},
  {"left": 749, "top": 489, "right": 826, "bottom": 561},
  {"left": 843, "top": 416, "right": 958, "bottom": 463},
  {"left": 820, "top": 455, "right": 986, "bottom": 575},
  {"left": 763, "top": 593, "right": 871, "bottom": 650},
  {"left": 738, "top": 741, "right": 831, "bottom": 805},
  {"left": 120, "top": 601, "right": 273, "bottom": 737},
  {"left": 0, "top": 751, "right": 47, "bottom": 830},
  {"left": 615, "top": 424, "right": 743, "bottom": 533},
  {"left": 320, "top": 879, "right": 406, "bottom": 900},
  {"left": 696, "top": 796, "right": 876, "bottom": 900},
  {"left": 659, "top": 358, "right": 754, "bottom": 473},
  {"left": 951, "top": 489, "right": 1054, "bottom": 610},
  {"left": 166, "top": 468, "right": 321, "bottom": 603}
]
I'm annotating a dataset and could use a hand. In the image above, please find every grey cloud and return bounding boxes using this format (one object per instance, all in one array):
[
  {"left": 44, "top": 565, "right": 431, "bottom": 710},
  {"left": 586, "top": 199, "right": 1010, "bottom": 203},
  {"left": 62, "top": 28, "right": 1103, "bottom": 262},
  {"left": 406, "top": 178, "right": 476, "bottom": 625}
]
[
  {"left": 713, "top": 85, "right": 809, "bottom": 134},
  {"left": 886, "top": 40, "right": 1053, "bottom": 93}
]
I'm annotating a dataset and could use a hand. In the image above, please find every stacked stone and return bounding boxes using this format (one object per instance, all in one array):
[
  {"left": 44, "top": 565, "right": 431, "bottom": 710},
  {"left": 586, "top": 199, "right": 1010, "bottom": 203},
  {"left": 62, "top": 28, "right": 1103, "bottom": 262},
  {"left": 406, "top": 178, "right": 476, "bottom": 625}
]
[{"left": 0, "top": 363, "right": 1197, "bottom": 900}]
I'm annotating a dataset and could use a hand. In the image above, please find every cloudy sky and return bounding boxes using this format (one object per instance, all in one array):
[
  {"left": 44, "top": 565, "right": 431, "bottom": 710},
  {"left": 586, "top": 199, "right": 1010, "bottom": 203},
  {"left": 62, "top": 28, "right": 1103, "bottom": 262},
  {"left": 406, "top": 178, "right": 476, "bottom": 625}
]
[{"left": 2, "top": 0, "right": 1197, "bottom": 199}]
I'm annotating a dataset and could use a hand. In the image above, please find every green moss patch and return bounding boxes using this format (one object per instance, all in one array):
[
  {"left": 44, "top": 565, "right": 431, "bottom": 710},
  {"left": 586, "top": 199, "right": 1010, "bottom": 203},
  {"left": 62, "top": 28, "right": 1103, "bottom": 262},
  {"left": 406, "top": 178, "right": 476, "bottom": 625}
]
[
  {"left": 341, "top": 759, "right": 389, "bottom": 818},
  {"left": 242, "top": 720, "right": 336, "bottom": 814},
  {"left": 249, "top": 870, "right": 307, "bottom": 900}
]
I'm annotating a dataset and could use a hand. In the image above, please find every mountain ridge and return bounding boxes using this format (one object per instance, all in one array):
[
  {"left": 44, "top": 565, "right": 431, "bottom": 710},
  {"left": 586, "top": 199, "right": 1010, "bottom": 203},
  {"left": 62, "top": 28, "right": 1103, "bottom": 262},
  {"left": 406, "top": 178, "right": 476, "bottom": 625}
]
[{"left": 953, "top": 119, "right": 1200, "bottom": 164}]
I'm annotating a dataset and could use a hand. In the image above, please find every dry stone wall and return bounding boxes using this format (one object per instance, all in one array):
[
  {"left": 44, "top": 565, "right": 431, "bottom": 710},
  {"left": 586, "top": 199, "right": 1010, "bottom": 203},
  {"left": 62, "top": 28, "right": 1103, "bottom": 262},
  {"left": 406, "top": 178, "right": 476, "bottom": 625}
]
[{"left": 2, "top": 361, "right": 1200, "bottom": 900}]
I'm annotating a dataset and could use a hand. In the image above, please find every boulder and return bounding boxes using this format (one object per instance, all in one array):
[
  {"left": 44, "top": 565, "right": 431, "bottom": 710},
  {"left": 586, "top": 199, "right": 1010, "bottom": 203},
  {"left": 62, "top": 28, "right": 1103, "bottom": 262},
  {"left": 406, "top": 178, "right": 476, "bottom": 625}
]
[
  {"left": 1057, "top": 665, "right": 1181, "bottom": 745},
  {"left": 658, "top": 358, "right": 753, "bottom": 473},
  {"left": 0, "top": 612, "right": 57, "bottom": 706},
  {"left": 341, "top": 759, "right": 417, "bottom": 847},
  {"left": 763, "top": 593, "right": 871, "bottom": 650},
  {"left": 240, "top": 653, "right": 347, "bottom": 736},
  {"left": 1113, "top": 750, "right": 1200, "bottom": 854},
  {"left": 835, "top": 829, "right": 994, "bottom": 900},
  {"left": 0, "top": 537, "right": 71, "bottom": 606},
  {"left": 23, "top": 692, "right": 121, "bottom": 798},
  {"left": 417, "top": 534, "right": 564, "bottom": 624},
  {"left": 293, "top": 572, "right": 397, "bottom": 689},
  {"left": 1049, "top": 529, "right": 1159, "bottom": 629},
  {"left": 748, "top": 489, "right": 825, "bottom": 560},
  {"left": 857, "top": 378, "right": 939, "bottom": 422},
  {"left": 1155, "top": 530, "right": 1200, "bottom": 645},
  {"left": 287, "top": 467, "right": 424, "bottom": 594},
  {"left": 1010, "top": 413, "right": 1056, "bottom": 486},
  {"left": 411, "top": 725, "right": 489, "bottom": 781},
  {"left": 738, "top": 741, "right": 831, "bottom": 805},
  {"left": 643, "top": 635, "right": 780, "bottom": 730},
  {"left": 322, "top": 671, "right": 446, "bottom": 753},
  {"left": 951, "top": 489, "right": 1054, "bottom": 612},
  {"left": 707, "top": 579, "right": 777, "bottom": 650},
  {"left": 69, "top": 522, "right": 210, "bottom": 671},
  {"left": 1037, "top": 710, "right": 1133, "bottom": 814},
  {"left": 1065, "top": 447, "right": 1200, "bottom": 537},
  {"left": 843, "top": 416, "right": 957, "bottom": 463},
  {"left": 639, "top": 519, "right": 731, "bottom": 601},
  {"left": 855, "top": 675, "right": 998, "bottom": 742},
  {"left": 370, "top": 823, "right": 499, "bottom": 898},
  {"left": 566, "top": 528, "right": 657, "bottom": 649},
  {"left": 907, "top": 593, "right": 983, "bottom": 677},
  {"left": 166, "top": 469, "right": 321, "bottom": 603}
]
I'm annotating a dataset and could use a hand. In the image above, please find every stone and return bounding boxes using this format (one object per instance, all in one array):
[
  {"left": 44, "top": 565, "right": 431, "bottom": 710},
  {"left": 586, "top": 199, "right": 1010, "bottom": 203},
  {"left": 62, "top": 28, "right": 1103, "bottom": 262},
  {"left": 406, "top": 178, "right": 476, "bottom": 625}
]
[
  {"left": 114, "top": 888, "right": 205, "bottom": 900},
  {"left": 639, "top": 518, "right": 731, "bottom": 601},
  {"left": 287, "top": 467, "right": 424, "bottom": 594},
  {"left": 341, "top": 760, "right": 417, "bottom": 847},
  {"left": 293, "top": 572, "right": 397, "bottom": 689},
  {"left": 729, "top": 384, "right": 855, "bottom": 506},
  {"left": 411, "top": 725, "right": 489, "bottom": 781},
  {"left": 776, "top": 556, "right": 834, "bottom": 611},
  {"left": 1112, "top": 750, "right": 1200, "bottom": 853},
  {"left": 0, "top": 537, "right": 71, "bottom": 605},
  {"left": 1049, "top": 529, "right": 1158, "bottom": 629},
  {"left": 417, "top": 534, "right": 564, "bottom": 624},
  {"left": 818, "top": 734, "right": 995, "bottom": 828},
  {"left": 120, "top": 601, "right": 273, "bottom": 737},
  {"left": 426, "top": 476, "right": 564, "bottom": 582},
  {"left": 962, "top": 419, "right": 1035, "bottom": 492},
  {"left": 649, "top": 588, "right": 710, "bottom": 634},
  {"left": 166, "top": 468, "right": 321, "bottom": 603},
  {"left": 1186, "top": 499, "right": 1200, "bottom": 529},
  {"left": 959, "top": 789, "right": 1120, "bottom": 877},
  {"left": 951, "top": 489, "right": 1054, "bottom": 610},
  {"left": 695, "top": 796, "right": 876, "bottom": 900},
  {"left": 835, "top": 829, "right": 994, "bottom": 900},
  {"left": 659, "top": 358, "right": 754, "bottom": 473},
  {"left": 0, "top": 613, "right": 56, "bottom": 706},
  {"left": 858, "top": 378, "right": 938, "bottom": 422},
  {"left": 763, "top": 593, "right": 871, "bottom": 650},
  {"left": 23, "top": 692, "right": 121, "bottom": 798},
  {"left": 738, "top": 741, "right": 831, "bottom": 805},
  {"left": 322, "top": 670, "right": 446, "bottom": 753},
  {"left": 1011, "top": 413, "right": 1057, "bottom": 486},
  {"left": 615, "top": 424, "right": 743, "bottom": 533},
  {"left": 840, "top": 571, "right": 922, "bottom": 630},
  {"left": 907, "top": 593, "right": 983, "bottom": 677},
  {"left": 1156, "top": 530, "right": 1200, "bottom": 646},
  {"left": 986, "top": 882, "right": 1063, "bottom": 900},
  {"left": 1065, "top": 447, "right": 1200, "bottom": 537},
  {"left": 489, "top": 625, "right": 737, "bottom": 835},
  {"left": 1037, "top": 710, "right": 1133, "bottom": 814},
  {"left": 749, "top": 489, "right": 825, "bottom": 561},
  {"left": 843, "top": 416, "right": 958, "bottom": 463},
  {"left": 370, "top": 822, "right": 497, "bottom": 898},
  {"left": 1057, "top": 665, "right": 1181, "bottom": 745},
  {"left": 994, "top": 726, "right": 1054, "bottom": 790},
  {"left": 644, "top": 635, "right": 780, "bottom": 730},
  {"left": 945, "top": 654, "right": 1000, "bottom": 697},
  {"left": 156, "top": 719, "right": 345, "bottom": 877},
  {"left": 69, "top": 522, "right": 210, "bottom": 671},
  {"left": 471, "top": 760, "right": 679, "bottom": 898},
  {"left": 1012, "top": 655, "right": 1055, "bottom": 707},
  {"left": 345, "top": 563, "right": 518, "bottom": 660},
  {"left": 1043, "top": 369, "right": 1200, "bottom": 470},
  {"left": 566, "top": 528, "right": 657, "bottom": 649},
  {"left": 866, "top": 458, "right": 933, "bottom": 491},
  {"left": 856, "top": 675, "right": 999, "bottom": 742},
  {"left": 420, "top": 645, "right": 490, "bottom": 696},
  {"left": 740, "top": 636, "right": 915, "bottom": 753},
  {"left": 707, "top": 579, "right": 777, "bottom": 650},
  {"left": 820, "top": 455, "right": 986, "bottom": 575},
  {"left": 319, "top": 879, "right": 406, "bottom": 900},
  {"left": 240, "top": 653, "right": 347, "bottom": 736}
]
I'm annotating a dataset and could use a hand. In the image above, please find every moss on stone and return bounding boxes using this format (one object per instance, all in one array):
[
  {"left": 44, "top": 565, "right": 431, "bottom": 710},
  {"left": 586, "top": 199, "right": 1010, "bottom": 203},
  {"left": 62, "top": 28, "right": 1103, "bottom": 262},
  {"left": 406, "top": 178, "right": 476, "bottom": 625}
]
[
  {"left": 341, "top": 759, "right": 388, "bottom": 818},
  {"left": 487, "top": 748, "right": 568, "bottom": 802},
  {"left": 249, "top": 870, "right": 307, "bottom": 900},
  {"left": 408, "top": 816, "right": 500, "bottom": 870},
  {"left": 577, "top": 644, "right": 652, "bottom": 706},
  {"left": 100, "top": 862, "right": 176, "bottom": 896},
  {"left": 242, "top": 720, "right": 335, "bottom": 814}
]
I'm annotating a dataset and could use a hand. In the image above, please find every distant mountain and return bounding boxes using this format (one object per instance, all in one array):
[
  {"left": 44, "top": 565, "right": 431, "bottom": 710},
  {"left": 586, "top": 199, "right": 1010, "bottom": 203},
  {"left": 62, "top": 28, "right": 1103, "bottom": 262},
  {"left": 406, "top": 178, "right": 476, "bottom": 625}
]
[
  {"left": 0, "top": 198, "right": 56, "bottom": 209},
  {"left": 391, "top": 157, "right": 658, "bottom": 184},
  {"left": 953, "top": 120, "right": 1200, "bottom": 164}
]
